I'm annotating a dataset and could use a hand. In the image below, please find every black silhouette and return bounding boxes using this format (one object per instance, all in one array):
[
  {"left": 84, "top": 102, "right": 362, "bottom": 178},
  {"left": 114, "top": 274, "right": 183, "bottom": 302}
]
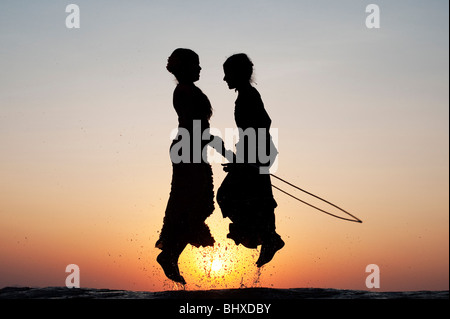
[
  {"left": 218, "top": 54, "right": 285, "bottom": 267},
  {"left": 155, "top": 49, "right": 221, "bottom": 285}
]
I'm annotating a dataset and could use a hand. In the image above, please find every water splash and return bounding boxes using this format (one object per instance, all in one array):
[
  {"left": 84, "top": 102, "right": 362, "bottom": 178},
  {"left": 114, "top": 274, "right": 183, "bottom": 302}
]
[
  {"left": 252, "top": 266, "right": 262, "bottom": 287},
  {"left": 178, "top": 241, "right": 264, "bottom": 290}
]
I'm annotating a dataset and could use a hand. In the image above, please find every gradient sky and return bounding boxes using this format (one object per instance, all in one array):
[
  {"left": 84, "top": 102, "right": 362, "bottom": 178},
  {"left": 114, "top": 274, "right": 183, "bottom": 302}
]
[{"left": 0, "top": 0, "right": 448, "bottom": 292}]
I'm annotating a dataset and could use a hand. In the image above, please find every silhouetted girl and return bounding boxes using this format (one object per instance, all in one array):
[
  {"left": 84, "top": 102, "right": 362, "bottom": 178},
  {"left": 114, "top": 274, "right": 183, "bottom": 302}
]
[
  {"left": 155, "top": 48, "right": 217, "bottom": 284},
  {"left": 218, "top": 53, "right": 284, "bottom": 267}
]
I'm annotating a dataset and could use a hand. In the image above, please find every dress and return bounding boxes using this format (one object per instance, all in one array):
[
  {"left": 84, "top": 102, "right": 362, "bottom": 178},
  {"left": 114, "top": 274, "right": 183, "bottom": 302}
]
[
  {"left": 217, "top": 86, "right": 280, "bottom": 249},
  {"left": 156, "top": 83, "right": 215, "bottom": 251}
]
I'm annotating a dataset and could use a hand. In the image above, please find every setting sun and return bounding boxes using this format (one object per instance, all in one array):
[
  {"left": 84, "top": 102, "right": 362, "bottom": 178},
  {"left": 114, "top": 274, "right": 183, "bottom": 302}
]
[
  {"left": 211, "top": 259, "right": 223, "bottom": 273},
  {"left": 173, "top": 214, "right": 266, "bottom": 290}
]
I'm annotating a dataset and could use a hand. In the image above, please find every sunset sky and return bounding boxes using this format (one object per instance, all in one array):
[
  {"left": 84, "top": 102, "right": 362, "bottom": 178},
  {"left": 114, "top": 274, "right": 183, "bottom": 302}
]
[{"left": 0, "top": 0, "right": 448, "bottom": 292}]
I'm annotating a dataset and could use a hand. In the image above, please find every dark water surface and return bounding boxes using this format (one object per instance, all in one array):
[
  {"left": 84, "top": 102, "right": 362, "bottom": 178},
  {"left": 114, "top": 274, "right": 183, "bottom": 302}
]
[
  {"left": 1, "top": 286, "right": 447, "bottom": 318},
  {"left": 1, "top": 286, "right": 447, "bottom": 299}
]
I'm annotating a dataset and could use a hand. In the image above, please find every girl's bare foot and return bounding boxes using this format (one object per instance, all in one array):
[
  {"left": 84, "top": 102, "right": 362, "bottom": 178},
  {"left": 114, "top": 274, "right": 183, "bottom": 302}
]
[
  {"left": 157, "top": 252, "right": 186, "bottom": 285},
  {"left": 256, "top": 237, "right": 285, "bottom": 268}
]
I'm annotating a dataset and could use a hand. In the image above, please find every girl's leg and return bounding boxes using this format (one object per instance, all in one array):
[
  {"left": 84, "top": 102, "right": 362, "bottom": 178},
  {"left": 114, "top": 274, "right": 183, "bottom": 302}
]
[
  {"left": 157, "top": 241, "right": 187, "bottom": 285},
  {"left": 256, "top": 208, "right": 285, "bottom": 267}
]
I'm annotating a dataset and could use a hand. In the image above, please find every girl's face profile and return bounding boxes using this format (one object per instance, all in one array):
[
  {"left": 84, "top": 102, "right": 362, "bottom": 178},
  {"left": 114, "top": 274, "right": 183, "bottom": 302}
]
[
  {"left": 189, "top": 57, "right": 201, "bottom": 82},
  {"left": 183, "top": 57, "right": 201, "bottom": 83},
  {"left": 223, "top": 66, "right": 238, "bottom": 90},
  {"left": 175, "top": 55, "right": 201, "bottom": 83}
]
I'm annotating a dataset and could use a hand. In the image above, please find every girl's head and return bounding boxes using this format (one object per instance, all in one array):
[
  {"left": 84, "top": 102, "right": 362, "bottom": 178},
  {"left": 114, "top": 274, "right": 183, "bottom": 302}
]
[
  {"left": 223, "top": 53, "right": 254, "bottom": 90},
  {"left": 167, "top": 48, "right": 201, "bottom": 83}
]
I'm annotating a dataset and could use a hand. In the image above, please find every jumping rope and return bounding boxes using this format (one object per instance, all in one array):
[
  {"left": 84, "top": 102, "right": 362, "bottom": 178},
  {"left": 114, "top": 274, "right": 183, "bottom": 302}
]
[
  {"left": 269, "top": 173, "right": 363, "bottom": 223},
  {"left": 222, "top": 150, "right": 363, "bottom": 224}
]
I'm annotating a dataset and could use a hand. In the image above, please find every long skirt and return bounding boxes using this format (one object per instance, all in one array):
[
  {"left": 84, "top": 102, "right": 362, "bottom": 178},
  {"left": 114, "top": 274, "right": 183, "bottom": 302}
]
[
  {"left": 217, "top": 166, "right": 278, "bottom": 249},
  {"left": 155, "top": 163, "right": 215, "bottom": 251}
]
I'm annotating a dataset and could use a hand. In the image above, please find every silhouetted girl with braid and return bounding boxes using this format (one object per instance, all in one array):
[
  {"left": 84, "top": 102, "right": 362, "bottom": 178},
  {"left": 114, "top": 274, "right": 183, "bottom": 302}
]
[{"left": 218, "top": 53, "right": 284, "bottom": 267}]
